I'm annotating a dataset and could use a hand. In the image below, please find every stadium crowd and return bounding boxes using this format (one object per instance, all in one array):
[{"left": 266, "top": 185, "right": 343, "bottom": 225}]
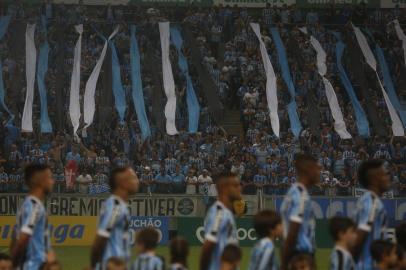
[{"left": 0, "top": 2, "right": 405, "bottom": 198}]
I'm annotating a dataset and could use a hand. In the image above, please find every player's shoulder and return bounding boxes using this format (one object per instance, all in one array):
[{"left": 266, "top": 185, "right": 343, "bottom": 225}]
[
  {"left": 357, "top": 190, "right": 375, "bottom": 206},
  {"left": 22, "top": 195, "right": 43, "bottom": 211},
  {"left": 259, "top": 237, "right": 274, "bottom": 251}
]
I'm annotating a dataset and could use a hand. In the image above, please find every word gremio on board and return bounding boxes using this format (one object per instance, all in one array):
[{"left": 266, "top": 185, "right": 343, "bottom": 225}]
[{"left": 0, "top": 195, "right": 197, "bottom": 217}]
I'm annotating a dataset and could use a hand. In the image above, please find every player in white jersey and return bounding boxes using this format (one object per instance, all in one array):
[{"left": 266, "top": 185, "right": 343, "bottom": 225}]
[
  {"left": 90, "top": 166, "right": 139, "bottom": 270},
  {"left": 11, "top": 164, "right": 56, "bottom": 270},
  {"left": 199, "top": 172, "right": 242, "bottom": 270},
  {"left": 280, "top": 154, "right": 321, "bottom": 270},
  {"left": 353, "top": 159, "right": 391, "bottom": 270}
]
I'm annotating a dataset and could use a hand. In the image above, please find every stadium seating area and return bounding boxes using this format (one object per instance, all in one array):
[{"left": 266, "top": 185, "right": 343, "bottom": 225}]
[{"left": 0, "top": 2, "right": 405, "bottom": 197}]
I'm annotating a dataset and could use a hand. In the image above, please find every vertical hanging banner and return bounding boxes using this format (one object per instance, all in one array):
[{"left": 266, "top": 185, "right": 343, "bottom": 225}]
[
  {"left": 170, "top": 26, "right": 200, "bottom": 133},
  {"left": 21, "top": 24, "right": 37, "bottom": 132},
  {"left": 392, "top": 20, "right": 406, "bottom": 66},
  {"left": 83, "top": 26, "right": 119, "bottom": 130},
  {"left": 353, "top": 24, "right": 404, "bottom": 137},
  {"left": 250, "top": 23, "right": 279, "bottom": 137},
  {"left": 269, "top": 27, "right": 302, "bottom": 137},
  {"left": 0, "top": 15, "right": 13, "bottom": 124},
  {"left": 130, "top": 25, "right": 151, "bottom": 140},
  {"left": 69, "top": 24, "right": 83, "bottom": 138},
  {"left": 159, "top": 22, "right": 178, "bottom": 135},
  {"left": 110, "top": 41, "right": 127, "bottom": 122},
  {"left": 37, "top": 16, "right": 52, "bottom": 133},
  {"left": 302, "top": 28, "right": 351, "bottom": 139}
]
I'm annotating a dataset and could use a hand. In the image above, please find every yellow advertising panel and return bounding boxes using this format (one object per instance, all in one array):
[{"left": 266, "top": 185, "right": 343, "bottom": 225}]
[{"left": 0, "top": 216, "right": 97, "bottom": 246}]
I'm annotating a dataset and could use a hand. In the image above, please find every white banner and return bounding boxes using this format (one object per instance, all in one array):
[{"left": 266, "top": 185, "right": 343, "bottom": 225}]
[
  {"left": 353, "top": 24, "right": 404, "bottom": 136},
  {"left": 83, "top": 27, "right": 119, "bottom": 130},
  {"left": 250, "top": 23, "right": 279, "bottom": 137},
  {"left": 21, "top": 24, "right": 37, "bottom": 132},
  {"left": 159, "top": 22, "right": 178, "bottom": 135},
  {"left": 393, "top": 20, "right": 406, "bottom": 67},
  {"left": 69, "top": 24, "right": 83, "bottom": 138},
  {"left": 306, "top": 32, "right": 351, "bottom": 139}
]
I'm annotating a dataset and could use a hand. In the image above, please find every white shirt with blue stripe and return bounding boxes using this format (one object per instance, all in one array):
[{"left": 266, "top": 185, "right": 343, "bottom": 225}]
[
  {"left": 132, "top": 253, "right": 163, "bottom": 270},
  {"left": 204, "top": 200, "right": 238, "bottom": 270},
  {"left": 248, "top": 237, "right": 278, "bottom": 270},
  {"left": 16, "top": 195, "right": 50, "bottom": 270},
  {"left": 330, "top": 246, "right": 355, "bottom": 270},
  {"left": 354, "top": 190, "right": 388, "bottom": 270},
  {"left": 97, "top": 195, "right": 131, "bottom": 269},
  {"left": 280, "top": 183, "right": 316, "bottom": 254}
]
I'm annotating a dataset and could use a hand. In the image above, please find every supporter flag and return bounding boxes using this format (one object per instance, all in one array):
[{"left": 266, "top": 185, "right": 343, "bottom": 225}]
[{"left": 392, "top": 20, "right": 406, "bottom": 66}]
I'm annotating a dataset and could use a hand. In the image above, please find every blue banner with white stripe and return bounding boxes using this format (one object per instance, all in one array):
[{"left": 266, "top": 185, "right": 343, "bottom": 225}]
[
  {"left": 170, "top": 26, "right": 200, "bottom": 133},
  {"left": 37, "top": 16, "right": 52, "bottom": 133},
  {"left": 270, "top": 27, "right": 302, "bottom": 137},
  {"left": 110, "top": 41, "right": 127, "bottom": 122},
  {"left": 130, "top": 25, "right": 151, "bottom": 139}
]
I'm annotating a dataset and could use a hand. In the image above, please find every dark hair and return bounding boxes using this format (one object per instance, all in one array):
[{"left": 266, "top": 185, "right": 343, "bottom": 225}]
[
  {"left": 396, "top": 223, "right": 406, "bottom": 250},
  {"left": 0, "top": 253, "right": 11, "bottom": 261},
  {"left": 357, "top": 159, "right": 385, "bottom": 188},
  {"left": 170, "top": 237, "right": 189, "bottom": 266},
  {"left": 329, "top": 216, "right": 355, "bottom": 241},
  {"left": 221, "top": 244, "right": 242, "bottom": 264},
  {"left": 136, "top": 227, "right": 160, "bottom": 250},
  {"left": 370, "top": 240, "right": 396, "bottom": 262},
  {"left": 294, "top": 154, "right": 318, "bottom": 174},
  {"left": 106, "top": 257, "right": 125, "bottom": 269},
  {"left": 109, "top": 166, "right": 131, "bottom": 191},
  {"left": 215, "top": 172, "right": 239, "bottom": 191},
  {"left": 24, "top": 164, "right": 50, "bottom": 186},
  {"left": 253, "top": 210, "right": 281, "bottom": 238},
  {"left": 288, "top": 254, "right": 316, "bottom": 270},
  {"left": 39, "top": 261, "right": 61, "bottom": 270}
]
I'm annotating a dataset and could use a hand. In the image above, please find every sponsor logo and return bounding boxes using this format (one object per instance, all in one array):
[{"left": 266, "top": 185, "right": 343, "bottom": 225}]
[{"left": 177, "top": 198, "right": 195, "bottom": 215}]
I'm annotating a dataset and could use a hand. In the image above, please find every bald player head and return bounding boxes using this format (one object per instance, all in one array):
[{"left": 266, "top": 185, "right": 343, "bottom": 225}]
[
  {"left": 294, "top": 153, "right": 321, "bottom": 187},
  {"left": 215, "top": 172, "right": 242, "bottom": 203}
]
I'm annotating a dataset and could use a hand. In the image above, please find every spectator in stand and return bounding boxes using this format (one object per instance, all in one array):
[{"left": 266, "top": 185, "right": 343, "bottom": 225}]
[{"left": 76, "top": 171, "right": 93, "bottom": 194}]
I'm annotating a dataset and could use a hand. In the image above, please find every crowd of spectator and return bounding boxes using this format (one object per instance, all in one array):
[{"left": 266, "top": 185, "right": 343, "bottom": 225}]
[{"left": 0, "top": 2, "right": 405, "bottom": 197}]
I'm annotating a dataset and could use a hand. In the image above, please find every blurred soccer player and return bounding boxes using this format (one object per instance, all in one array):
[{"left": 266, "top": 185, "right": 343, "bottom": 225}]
[
  {"left": 199, "top": 172, "right": 242, "bottom": 270},
  {"left": 106, "top": 257, "right": 126, "bottom": 270},
  {"left": 220, "top": 244, "right": 242, "bottom": 270},
  {"left": 370, "top": 240, "right": 398, "bottom": 270},
  {"left": 169, "top": 237, "right": 189, "bottom": 270},
  {"left": 132, "top": 227, "right": 164, "bottom": 270},
  {"left": 0, "top": 253, "right": 12, "bottom": 270},
  {"left": 10, "top": 164, "right": 55, "bottom": 270},
  {"left": 280, "top": 154, "right": 320, "bottom": 269},
  {"left": 353, "top": 160, "right": 390, "bottom": 269},
  {"left": 395, "top": 223, "right": 406, "bottom": 269},
  {"left": 248, "top": 210, "right": 283, "bottom": 270},
  {"left": 329, "top": 216, "right": 357, "bottom": 270},
  {"left": 91, "top": 166, "right": 139, "bottom": 270},
  {"left": 288, "top": 254, "right": 316, "bottom": 270}
]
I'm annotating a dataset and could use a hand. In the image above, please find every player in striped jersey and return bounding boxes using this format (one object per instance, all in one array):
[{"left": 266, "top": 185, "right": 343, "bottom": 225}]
[
  {"left": 248, "top": 210, "right": 283, "bottom": 270},
  {"left": 91, "top": 166, "right": 139, "bottom": 270},
  {"left": 280, "top": 154, "right": 321, "bottom": 269},
  {"left": 200, "top": 172, "right": 242, "bottom": 270},
  {"left": 329, "top": 217, "right": 356, "bottom": 270},
  {"left": 353, "top": 160, "right": 390, "bottom": 270},
  {"left": 132, "top": 228, "right": 164, "bottom": 270},
  {"left": 169, "top": 237, "right": 189, "bottom": 270},
  {"left": 11, "top": 164, "right": 55, "bottom": 270}
]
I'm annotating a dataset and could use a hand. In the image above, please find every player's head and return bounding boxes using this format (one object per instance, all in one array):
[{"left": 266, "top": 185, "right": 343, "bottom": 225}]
[
  {"left": 329, "top": 216, "right": 357, "bottom": 248},
  {"left": 253, "top": 210, "right": 282, "bottom": 239},
  {"left": 135, "top": 227, "right": 160, "bottom": 253},
  {"left": 39, "top": 261, "right": 62, "bottom": 270},
  {"left": 169, "top": 237, "right": 189, "bottom": 266},
  {"left": 294, "top": 154, "right": 320, "bottom": 186},
  {"left": 0, "top": 253, "right": 12, "bottom": 270},
  {"left": 288, "top": 254, "right": 316, "bottom": 270},
  {"left": 396, "top": 223, "right": 406, "bottom": 251},
  {"left": 106, "top": 257, "right": 126, "bottom": 270},
  {"left": 358, "top": 159, "right": 391, "bottom": 193},
  {"left": 215, "top": 172, "right": 242, "bottom": 202},
  {"left": 220, "top": 244, "right": 242, "bottom": 270},
  {"left": 109, "top": 166, "right": 139, "bottom": 195},
  {"left": 24, "top": 164, "right": 54, "bottom": 195},
  {"left": 370, "top": 240, "right": 398, "bottom": 268}
]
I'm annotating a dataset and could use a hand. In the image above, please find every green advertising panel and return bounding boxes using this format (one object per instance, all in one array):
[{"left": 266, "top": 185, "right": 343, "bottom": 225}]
[{"left": 177, "top": 217, "right": 334, "bottom": 248}]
